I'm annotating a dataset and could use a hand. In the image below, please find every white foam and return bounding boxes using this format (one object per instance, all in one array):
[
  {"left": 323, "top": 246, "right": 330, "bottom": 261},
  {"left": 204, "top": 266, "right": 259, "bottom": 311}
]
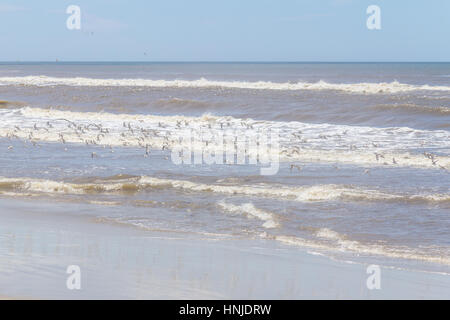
[
  {"left": 273, "top": 233, "right": 450, "bottom": 265},
  {"left": 1, "top": 76, "right": 450, "bottom": 93},
  {"left": 217, "top": 201, "right": 280, "bottom": 229},
  {"left": 0, "top": 175, "right": 448, "bottom": 204},
  {"left": 316, "top": 228, "right": 343, "bottom": 240},
  {"left": 1, "top": 107, "right": 449, "bottom": 169},
  {"left": 1, "top": 175, "right": 449, "bottom": 264}
]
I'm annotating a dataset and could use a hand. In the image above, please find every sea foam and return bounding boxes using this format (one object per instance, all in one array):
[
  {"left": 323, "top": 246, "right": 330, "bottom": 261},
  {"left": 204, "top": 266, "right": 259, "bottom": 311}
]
[{"left": 1, "top": 76, "right": 450, "bottom": 94}]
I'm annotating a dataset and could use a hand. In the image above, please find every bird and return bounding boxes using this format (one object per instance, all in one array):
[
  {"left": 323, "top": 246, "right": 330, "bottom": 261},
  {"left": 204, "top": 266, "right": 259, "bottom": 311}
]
[
  {"left": 290, "top": 164, "right": 302, "bottom": 172},
  {"left": 424, "top": 152, "right": 435, "bottom": 160}
]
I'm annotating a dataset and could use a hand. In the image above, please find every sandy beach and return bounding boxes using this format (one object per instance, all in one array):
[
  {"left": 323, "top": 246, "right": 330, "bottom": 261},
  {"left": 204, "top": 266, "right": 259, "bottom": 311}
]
[{"left": 0, "top": 197, "right": 449, "bottom": 300}]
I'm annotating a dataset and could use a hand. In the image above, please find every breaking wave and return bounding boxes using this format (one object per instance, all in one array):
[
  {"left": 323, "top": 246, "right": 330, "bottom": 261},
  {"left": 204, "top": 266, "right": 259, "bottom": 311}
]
[
  {"left": 1, "top": 107, "right": 449, "bottom": 169},
  {"left": 217, "top": 201, "right": 280, "bottom": 229},
  {"left": 270, "top": 230, "right": 450, "bottom": 266},
  {"left": 1, "top": 76, "right": 450, "bottom": 94},
  {"left": 0, "top": 175, "right": 448, "bottom": 204}
]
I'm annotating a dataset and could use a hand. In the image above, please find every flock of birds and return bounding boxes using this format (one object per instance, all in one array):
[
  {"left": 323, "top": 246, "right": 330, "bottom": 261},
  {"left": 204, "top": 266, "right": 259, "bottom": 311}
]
[{"left": 2, "top": 116, "right": 449, "bottom": 174}]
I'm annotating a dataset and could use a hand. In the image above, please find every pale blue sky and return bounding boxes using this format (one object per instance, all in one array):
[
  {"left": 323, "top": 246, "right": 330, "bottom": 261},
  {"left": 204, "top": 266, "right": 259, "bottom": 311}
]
[{"left": 1, "top": 0, "right": 449, "bottom": 61}]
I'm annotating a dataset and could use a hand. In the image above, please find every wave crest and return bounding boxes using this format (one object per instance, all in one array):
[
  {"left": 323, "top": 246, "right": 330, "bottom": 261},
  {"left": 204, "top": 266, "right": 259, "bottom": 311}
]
[
  {"left": 0, "top": 175, "right": 448, "bottom": 204},
  {"left": 1, "top": 76, "right": 450, "bottom": 94},
  {"left": 218, "top": 201, "right": 280, "bottom": 229}
]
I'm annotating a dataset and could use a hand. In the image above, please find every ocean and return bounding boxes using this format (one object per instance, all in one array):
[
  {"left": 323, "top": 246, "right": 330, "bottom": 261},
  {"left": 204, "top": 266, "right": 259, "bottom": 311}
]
[{"left": 0, "top": 62, "right": 449, "bottom": 275}]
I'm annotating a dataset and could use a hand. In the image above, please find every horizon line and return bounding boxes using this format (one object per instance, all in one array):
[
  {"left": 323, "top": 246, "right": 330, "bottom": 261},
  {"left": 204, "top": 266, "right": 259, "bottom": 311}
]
[{"left": 1, "top": 60, "right": 450, "bottom": 64}]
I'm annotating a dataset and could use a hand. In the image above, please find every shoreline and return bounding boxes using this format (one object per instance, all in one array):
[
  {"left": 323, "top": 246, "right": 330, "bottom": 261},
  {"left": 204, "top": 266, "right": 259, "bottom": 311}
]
[{"left": 0, "top": 198, "right": 449, "bottom": 299}]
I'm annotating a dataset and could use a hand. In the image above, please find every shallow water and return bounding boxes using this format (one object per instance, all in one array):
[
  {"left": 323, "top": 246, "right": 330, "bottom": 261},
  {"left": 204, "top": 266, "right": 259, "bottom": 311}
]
[{"left": 0, "top": 62, "right": 449, "bottom": 274}]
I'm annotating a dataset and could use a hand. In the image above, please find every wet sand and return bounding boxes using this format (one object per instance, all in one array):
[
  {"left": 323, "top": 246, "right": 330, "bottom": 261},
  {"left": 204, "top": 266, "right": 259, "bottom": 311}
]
[{"left": 0, "top": 198, "right": 449, "bottom": 299}]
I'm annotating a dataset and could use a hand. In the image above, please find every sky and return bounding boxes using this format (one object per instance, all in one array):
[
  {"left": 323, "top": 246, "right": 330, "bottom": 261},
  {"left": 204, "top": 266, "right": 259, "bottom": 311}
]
[{"left": 1, "top": 0, "right": 449, "bottom": 62}]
